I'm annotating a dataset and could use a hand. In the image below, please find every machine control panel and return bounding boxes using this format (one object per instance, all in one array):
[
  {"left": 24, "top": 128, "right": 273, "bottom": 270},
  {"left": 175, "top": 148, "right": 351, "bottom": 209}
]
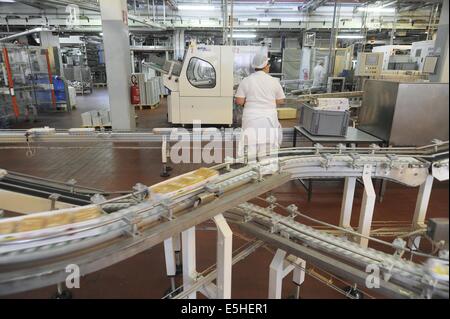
[{"left": 355, "top": 52, "right": 383, "bottom": 77}]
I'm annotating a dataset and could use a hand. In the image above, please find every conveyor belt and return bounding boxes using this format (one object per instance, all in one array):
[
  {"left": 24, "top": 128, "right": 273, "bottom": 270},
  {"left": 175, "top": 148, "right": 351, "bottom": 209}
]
[
  {"left": 0, "top": 167, "right": 290, "bottom": 295},
  {"left": 0, "top": 142, "right": 448, "bottom": 297},
  {"left": 228, "top": 202, "right": 449, "bottom": 299}
]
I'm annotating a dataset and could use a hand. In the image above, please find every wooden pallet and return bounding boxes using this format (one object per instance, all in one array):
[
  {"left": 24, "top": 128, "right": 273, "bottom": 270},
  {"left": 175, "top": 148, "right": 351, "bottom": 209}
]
[{"left": 134, "top": 103, "right": 159, "bottom": 110}]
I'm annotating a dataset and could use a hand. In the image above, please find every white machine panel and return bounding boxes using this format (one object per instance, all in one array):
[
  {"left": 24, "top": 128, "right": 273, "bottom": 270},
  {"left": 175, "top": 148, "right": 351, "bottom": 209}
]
[
  {"left": 220, "top": 46, "right": 234, "bottom": 97},
  {"left": 179, "top": 97, "right": 233, "bottom": 125},
  {"left": 165, "top": 44, "right": 265, "bottom": 125},
  {"left": 411, "top": 40, "right": 435, "bottom": 72},
  {"left": 167, "top": 91, "right": 180, "bottom": 123}
]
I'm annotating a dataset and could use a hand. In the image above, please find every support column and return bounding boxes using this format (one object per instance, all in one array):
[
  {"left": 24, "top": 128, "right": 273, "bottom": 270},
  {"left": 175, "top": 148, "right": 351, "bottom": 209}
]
[
  {"left": 409, "top": 175, "right": 434, "bottom": 250},
  {"left": 182, "top": 226, "right": 197, "bottom": 299},
  {"left": 292, "top": 258, "right": 306, "bottom": 299},
  {"left": 339, "top": 177, "right": 356, "bottom": 229},
  {"left": 213, "top": 214, "right": 233, "bottom": 299},
  {"left": 268, "top": 250, "right": 304, "bottom": 299},
  {"left": 222, "top": 0, "right": 229, "bottom": 45},
  {"left": 39, "top": 31, "right": 63, "bottom": 76},
  {"left": 163, "top": 237, "right": 176, "bottom": 291},
  {"left": 173, "top": 233, "right": 182, "bottom": 271},
  {"left": 99, "top": 0, "right": 135, "bottom": 130},
  {"left": 173, "top": 29, "right": 185, "bottom": 61},
  {"left": 430, "top": 1, "right": 449, "bottom": 83},
  {"left": 412, "top": 175, "right": 434, "bottom": 227},
  {"left": 357, "top": 165, "right": 376, "bottom": 248},
  {"left": 268, "top": 249, "right": 287, "bottom": 299}
]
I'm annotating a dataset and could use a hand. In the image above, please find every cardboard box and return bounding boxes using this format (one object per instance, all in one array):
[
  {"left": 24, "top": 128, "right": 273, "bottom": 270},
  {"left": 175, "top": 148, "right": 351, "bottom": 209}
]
[{"left": 277, "top": 107, "right": 297, "bottom": 120}]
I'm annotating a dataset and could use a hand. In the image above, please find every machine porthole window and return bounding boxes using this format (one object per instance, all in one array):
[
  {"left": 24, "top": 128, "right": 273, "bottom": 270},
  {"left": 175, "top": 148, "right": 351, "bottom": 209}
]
[{"left": 186, "top": 57, "right": 216, "bottom": 89}]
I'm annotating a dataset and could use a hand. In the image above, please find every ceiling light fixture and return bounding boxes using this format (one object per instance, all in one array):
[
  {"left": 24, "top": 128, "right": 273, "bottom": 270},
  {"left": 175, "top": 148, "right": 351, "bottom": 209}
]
[
  {"left": 178, "top": 5, "right": 215, "bottom": 11},
  {"left": 243, "top": 22, "right": 269, "bottom": 26},
  {"left": 357, "top": 7, "right": 396, "bottom": 13},
  {"left": 228, "top": 34, "right": 257, "bottom": 39},
  {"left": 337, "top": 34, "right": 365, "bottom": 39}
]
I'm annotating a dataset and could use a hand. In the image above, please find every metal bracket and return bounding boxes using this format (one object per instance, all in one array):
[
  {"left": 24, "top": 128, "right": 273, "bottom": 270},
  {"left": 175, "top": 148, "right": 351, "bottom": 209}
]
[
  {"left": 266, "top": 195, "right": 277, "bottom": 210},
  {"left": 90, "top": 193, "right": 106, "bottom": 204},
  {"left": 386, "top": 154, "right": 398, "bottom": 169},
  {"left": 66, "top": 178, "right": 77, "bottom": 194},
  {"left": 270, "top": 215, "right": 280, "bottom": 234},
  {"left": 286, "top": 204, "right": 299, "bottom": 219},
  {"left": 205, "top": 183, "right": 224, "bottom": 197},
  {"left": 392, "top": 238, "right": 407, "bottom": 258},
  {"left": 379, "top": 261, "right": 394, "bottom": 282},
  {"left": 122, "top": 213, "right": 141, "bottom": 237},
  {"left": 431, "top": 139, "right": 444, "bottom": 153},
  {"left": 320, "top": 153, "right": 332, "bottom": 169},
  {"left": 132, "top": 183, "right": 149, "bottom": 200},
  {"left": 369, "top": 144, "right": 381, "bottom": 154},
  {"left": 336, "top": 143, "right": 346, "bottom": 154},
  {"left": 350, "top": 153, "right": 360, "bottom": 169},
  {"left": 314, "top": 143, "right": 324, "bottom": 155},
  {"left": 420, "top": 275, "right": 438, "bottom": 299},
  {"left": 161, "top": 199, "right": 174, "bottom": 221},
  {"left": 251, "top": 165, "right": 264, "bottom": 182},
  {"left": 362, "top": 164, "right": 372, "bottom": 176},
  {"left": 48, "top": 193, "right": 60, "bottom": 210},
  {"left": 243, "top": 209, "right": 253, "bottom": 223}
]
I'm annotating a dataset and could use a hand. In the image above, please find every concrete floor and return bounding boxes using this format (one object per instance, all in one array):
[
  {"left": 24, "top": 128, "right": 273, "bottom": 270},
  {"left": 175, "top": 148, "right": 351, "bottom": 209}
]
[
  {"left": 1, "top": 88, "right": 448, "bottom": 299},
  {"left": 11, "top": 87, "right": 298, "bottom": 130}
]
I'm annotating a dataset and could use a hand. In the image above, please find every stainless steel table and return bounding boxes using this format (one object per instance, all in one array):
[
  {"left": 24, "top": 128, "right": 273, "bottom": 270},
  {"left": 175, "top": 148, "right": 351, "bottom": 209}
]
[
  {"left": 292, "top": 126, "right": 383, "bottom": 147},
  {"left": 291, "top": 126, "right": 385, "bottom": 202}
]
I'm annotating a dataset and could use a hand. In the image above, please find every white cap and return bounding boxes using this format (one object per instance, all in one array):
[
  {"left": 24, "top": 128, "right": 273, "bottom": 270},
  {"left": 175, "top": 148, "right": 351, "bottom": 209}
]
[{"left": 252, "top": 52, "right": 269, "bottom": 69}]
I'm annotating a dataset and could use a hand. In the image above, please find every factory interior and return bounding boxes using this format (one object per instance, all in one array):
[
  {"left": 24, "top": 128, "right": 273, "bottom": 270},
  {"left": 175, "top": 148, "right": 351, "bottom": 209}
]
[{"left": 0, "top": 0, "right": 449, "bottom": 302}]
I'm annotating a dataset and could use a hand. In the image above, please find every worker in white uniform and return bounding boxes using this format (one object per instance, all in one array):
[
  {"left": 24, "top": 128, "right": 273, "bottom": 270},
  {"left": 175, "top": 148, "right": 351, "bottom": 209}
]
[
  {"left": 235, "top": 53, "right": 286, "bottom": 162},
  {"left": 312, "top": 60, "right": 326, "bottom": 89}
]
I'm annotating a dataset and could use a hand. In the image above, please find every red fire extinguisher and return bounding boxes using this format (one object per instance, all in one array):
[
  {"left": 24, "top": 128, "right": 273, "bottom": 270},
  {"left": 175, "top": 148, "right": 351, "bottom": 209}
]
[{"left": 130, "top": 75, "right": 140, "bottom": 105}]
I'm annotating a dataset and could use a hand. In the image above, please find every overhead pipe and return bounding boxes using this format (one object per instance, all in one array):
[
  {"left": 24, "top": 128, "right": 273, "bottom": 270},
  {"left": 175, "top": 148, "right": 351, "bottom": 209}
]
[
  {"left": 327, "top": 1, "right": 338, "bottom": 76},
  {"left": 230, "top": 0, "right": 234, "bottom": 44},
  {"left": 163, "top": 0, "right": 166, "bottom": 23},
  {"left": 0, "top": 27, "right": 49, "bottom": 42}
]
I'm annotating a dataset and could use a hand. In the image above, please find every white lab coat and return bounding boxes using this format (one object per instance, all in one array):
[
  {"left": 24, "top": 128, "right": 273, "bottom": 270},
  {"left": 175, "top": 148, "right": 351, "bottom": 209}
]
[
  {"left": 235, "top": 71, "right": 285, "bottom": 160},
  {"left": 312, "top": 64, "right": 326, "bottom": 88}
]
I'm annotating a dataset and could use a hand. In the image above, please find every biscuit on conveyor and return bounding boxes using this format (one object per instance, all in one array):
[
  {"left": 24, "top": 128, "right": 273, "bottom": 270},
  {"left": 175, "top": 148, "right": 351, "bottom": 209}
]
[
  {"left": 72, "top": 207, "right": 102, "bottom": 222},
  {"left": 150, "top": 167, "right": 218, "bottom": 195},
  {"left": 0, "top": 221, "right": 15, "bottom": 234},
  {"left": 46, "top": 213, "right": 72, "bottom": 227},
  {"left": 16, "top": 217, "right": 45, "bottom": 232}
]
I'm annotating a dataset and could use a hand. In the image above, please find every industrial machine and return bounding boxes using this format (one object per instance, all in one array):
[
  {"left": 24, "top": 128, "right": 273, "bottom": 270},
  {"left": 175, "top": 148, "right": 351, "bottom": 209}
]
[
  {"left": 327, "top": 77, "right": 345, "bottom": 93},
  {"left": 411, "top": 40, "right": 436, "bottom": 73},
  {"left": 422, "top": 56, "right": 440, "bottom": 74},
  {"left": 359, "top": 80, "right": 449, "bottom": 146},
  {"left": 355, "top": 52, "right": 384, "bottom": 77},
  {"left": 163, "top": 44, "right": 267, "bottom": 126},
  {"left": 372, "top": 45, "right": 412, "bottom": 70}
]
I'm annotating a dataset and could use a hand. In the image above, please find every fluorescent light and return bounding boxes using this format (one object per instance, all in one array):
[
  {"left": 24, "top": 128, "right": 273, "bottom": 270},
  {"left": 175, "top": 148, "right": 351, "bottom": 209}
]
[
  {"left": 228, "top": 34, "right": 257, "bottom": 39},
  {"left": 234, "top": 29, "right": 257, "bottom": 32},
  {"left": 243, "top": 22, "right": 269, "bottom": 26},
  {"left": 357, "top": 7, "right": 396, "bottom": 13},
  {"left": 178, "top": 5, "right": 215, "bottom": 11},
  {"left": 0, "top": 0, "right": 16, "bottom": 2},
  {"left": 337, "top": 34, "right": 365, "bottom": 39}
]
